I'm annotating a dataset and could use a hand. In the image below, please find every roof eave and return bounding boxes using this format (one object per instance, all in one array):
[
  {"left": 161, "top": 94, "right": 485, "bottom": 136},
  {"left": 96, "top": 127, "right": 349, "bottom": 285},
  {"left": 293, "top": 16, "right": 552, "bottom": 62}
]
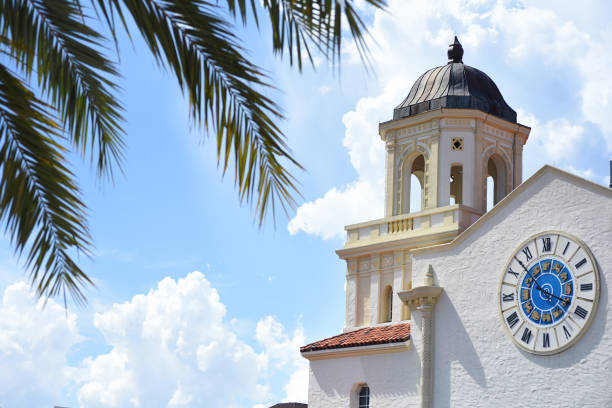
[{"left": 301, "top": 339, "right": 411, "bottom": 360}]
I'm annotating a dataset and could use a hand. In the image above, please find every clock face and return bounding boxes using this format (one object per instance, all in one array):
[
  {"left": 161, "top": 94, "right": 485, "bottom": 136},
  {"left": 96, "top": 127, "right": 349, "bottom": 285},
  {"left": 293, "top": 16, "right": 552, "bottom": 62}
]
[{"left": 498, "top": 232, "right": 599, "bottom": 355}]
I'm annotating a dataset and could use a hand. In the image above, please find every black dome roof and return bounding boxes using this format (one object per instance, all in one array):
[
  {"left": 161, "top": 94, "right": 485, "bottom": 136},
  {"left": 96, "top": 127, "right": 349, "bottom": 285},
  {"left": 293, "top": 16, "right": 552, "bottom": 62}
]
[{"left": 393, "top": 37, "right": 517, "bottom": 123}]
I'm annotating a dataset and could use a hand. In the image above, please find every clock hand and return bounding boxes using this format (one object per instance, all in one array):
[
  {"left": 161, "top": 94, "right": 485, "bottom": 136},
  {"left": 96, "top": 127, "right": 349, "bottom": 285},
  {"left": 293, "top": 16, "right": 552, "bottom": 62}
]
[
  {"left": 515, "top": 257, "right": 548, "bottom": 294},
  {"left": 539, "top": 289, "right": 570, "bottom": 306},
  {"left": 515, "top": 257, "right": 570, "bottom": 306}
]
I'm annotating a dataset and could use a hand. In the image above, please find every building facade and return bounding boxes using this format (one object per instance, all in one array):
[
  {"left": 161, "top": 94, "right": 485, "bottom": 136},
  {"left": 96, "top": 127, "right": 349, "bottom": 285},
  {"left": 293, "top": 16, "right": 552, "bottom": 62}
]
[{"left": 300, "top": 38, "right": 612, "bottom": 408}]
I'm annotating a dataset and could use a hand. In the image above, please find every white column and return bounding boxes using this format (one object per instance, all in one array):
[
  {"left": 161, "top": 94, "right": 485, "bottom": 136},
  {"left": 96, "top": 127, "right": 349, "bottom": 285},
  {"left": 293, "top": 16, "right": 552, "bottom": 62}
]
[
  {"left": 418, "top": 303, "right": 436, "bottom": 408},
  {"left": 346, "top": 260, "right": 358, "bottom": 328},
  {"left": 384, "top": 138, "right": 396, "bottom": 217},
  {"left": 428, "top": 131, "right": 440, "bottom": 209},
  {"left": 392, "top": 268, "right": 403, "bottom": 322},
  {"left": 369, "top": 269, "right": 380, "bottom": 326},
  {"left": 397, "top": 266, "right": 442, "bottom": 408}
]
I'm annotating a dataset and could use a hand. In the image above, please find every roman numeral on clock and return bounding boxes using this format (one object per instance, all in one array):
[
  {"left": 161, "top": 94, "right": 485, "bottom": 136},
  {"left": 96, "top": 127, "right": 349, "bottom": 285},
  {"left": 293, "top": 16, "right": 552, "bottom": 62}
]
[
  {"left": 506, "top": 312, "right": 519, "bottom": 329},
  {"left": 522, "top": 247, "right": 533, "bottom": 262},
  {"left": 502, "top": 293, "right": 514, "bottom": 302},
  {"left": 575, "top": 258, "right": 587, "bottom": 269},
  {"left": 521, "top": 327, "right": 532, "bottom": 343},
  {"left": 542, "top": 332, "right": 550, "bottom": 348},
  {"left": 563, "top": 325, "right": 572, "bottom": 339},
  {"left": 575, "top": 305, "right": 588, "bottom": 319},
  {"left": 542, "top": 237, "right": 551, "bottom": 252},
  {"left": 580, "top": 283, "right": 593, "bottom": 291},
  {"left": 507, "top": 268, "right": 519, "bottom": 279}
]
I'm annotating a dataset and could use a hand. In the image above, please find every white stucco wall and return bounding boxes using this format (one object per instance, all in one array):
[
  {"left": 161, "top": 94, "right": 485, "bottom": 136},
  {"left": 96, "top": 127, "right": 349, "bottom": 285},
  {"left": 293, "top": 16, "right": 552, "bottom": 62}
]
[
  {"left": 307, "top": 350, "right": 420, "bottom": 408},
  {"left": 410, "top": 168, "right": 612, "bottom": 407}
]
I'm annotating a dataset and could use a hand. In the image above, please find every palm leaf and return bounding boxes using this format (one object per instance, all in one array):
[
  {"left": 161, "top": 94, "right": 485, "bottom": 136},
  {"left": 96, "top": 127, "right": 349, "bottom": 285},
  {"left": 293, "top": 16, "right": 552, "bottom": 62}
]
[
  {"left": 0, "top": 0, "right": 384, "bottom": 305},
  {"left": 96, "top": 0, "right": 302, "bottom": 224},
  {"left": 226, "top": 0, "right": 387, "bottom": 70},
  {"left": 0, "top": 0, "right": 125, "bottom": 179},
  {"left": 0, "top": 63, "right": 92, "bottom": 304}
]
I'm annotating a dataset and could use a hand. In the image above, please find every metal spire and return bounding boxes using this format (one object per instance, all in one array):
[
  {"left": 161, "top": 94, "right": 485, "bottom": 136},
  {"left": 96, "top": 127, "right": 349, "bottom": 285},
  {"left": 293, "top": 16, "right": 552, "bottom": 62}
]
[{"left": 447, "top": 36, "right": 464, "bottom": 64}]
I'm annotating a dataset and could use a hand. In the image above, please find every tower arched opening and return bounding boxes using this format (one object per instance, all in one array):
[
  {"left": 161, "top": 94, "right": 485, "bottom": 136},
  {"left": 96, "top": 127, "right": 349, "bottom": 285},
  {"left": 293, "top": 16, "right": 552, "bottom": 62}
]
[
  {"left": 380, "top": 285, "right": 393, "bottom": 323},
  {"left": 486, "top": 154, "right": 508, "bottom": 210},
  {"left": 402, "top": 154, "right": 425, "bottom": 214},
  {"left": 450, "top": 164, "right": 463, "bottom": 205}
]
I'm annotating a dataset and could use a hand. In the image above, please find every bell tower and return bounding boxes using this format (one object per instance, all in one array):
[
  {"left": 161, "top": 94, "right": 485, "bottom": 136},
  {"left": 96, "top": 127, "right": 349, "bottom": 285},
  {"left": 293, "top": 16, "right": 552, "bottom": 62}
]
[
  {"left": 337, "top": 37, "right": 531, "bottom": 330},
  {"left": 382, "top": 37, "right": 530, "bottom": 217}
]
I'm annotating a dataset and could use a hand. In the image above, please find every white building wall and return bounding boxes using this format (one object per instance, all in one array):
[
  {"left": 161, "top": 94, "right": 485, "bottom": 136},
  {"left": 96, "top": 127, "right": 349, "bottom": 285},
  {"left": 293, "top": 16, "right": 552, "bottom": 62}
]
[
  {"left": 411, "top": 169, "right": 612, "bottom": 407},
  {"left": 307, "top": 351, "right": 420, "bottom": 408}
]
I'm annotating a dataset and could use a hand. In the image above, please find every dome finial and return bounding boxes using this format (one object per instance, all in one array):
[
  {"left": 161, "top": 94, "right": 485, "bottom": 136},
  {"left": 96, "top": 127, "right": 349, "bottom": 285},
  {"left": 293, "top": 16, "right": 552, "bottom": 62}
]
[{"left": 447, "top": 36, "right": 464, "bottom": 64}]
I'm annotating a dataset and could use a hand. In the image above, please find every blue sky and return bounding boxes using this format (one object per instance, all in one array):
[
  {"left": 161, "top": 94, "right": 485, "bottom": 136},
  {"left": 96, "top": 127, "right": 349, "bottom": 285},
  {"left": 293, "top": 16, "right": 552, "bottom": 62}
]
[{"left": 1, "top": 1, "right": 612, "bottom": 407}]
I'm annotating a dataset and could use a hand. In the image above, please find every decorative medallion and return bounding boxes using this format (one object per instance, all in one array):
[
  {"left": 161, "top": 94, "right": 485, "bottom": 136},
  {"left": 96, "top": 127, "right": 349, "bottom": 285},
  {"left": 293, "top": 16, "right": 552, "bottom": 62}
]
[{"left": 451, "top": 137, "right": 464, "bottom": 151}]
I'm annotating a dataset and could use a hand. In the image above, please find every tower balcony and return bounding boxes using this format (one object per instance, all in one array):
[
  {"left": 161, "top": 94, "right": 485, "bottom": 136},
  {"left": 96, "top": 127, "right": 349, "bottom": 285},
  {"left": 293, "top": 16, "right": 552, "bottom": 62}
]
[{"left": 340, "top": 205, "right": 482, "bottom": 253}]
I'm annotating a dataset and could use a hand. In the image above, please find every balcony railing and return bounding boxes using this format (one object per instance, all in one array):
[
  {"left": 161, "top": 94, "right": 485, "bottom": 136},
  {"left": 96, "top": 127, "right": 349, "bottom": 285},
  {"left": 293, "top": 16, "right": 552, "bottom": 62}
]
[{"left": 344, "top": 205, "right": 482, "bottom": 247}]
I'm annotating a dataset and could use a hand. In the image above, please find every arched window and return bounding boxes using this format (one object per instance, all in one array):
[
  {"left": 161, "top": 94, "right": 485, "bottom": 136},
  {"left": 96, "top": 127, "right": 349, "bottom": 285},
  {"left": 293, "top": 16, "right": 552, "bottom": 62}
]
[
  {"left": 380, "top": 285, "right": 393, "bottom": 323},
  {"left": 450, "top": 164, "right": 463, "bottom": 205},
  {"left": 358, "top": 385, "right": 370, "bottom": 408},
  {"left": 410, "top": 174, "right": 422, "bottom": 213},
  {"left": 486, "top": 176, "right": 494, "bottom": 211},
  {"left": 486, "top": 155, "right": 507, "bottom": 210},
  {"left": 401, "top": 154, "right": 425, "bottom": 214}
]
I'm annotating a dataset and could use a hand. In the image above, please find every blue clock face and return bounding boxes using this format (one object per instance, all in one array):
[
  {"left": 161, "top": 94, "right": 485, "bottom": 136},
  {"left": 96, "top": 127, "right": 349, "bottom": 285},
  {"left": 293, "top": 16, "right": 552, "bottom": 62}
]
[
  {"left": 499, "top": 232, "right": 599, "bottom": 355},
  {"left": 519, "top": 259, "right": 573, "bottom": 326}
]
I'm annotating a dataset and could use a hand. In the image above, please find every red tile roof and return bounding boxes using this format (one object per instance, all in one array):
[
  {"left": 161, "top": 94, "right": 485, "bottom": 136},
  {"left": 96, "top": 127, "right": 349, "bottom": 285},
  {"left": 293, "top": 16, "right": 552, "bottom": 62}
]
[{"left": 300, "top": 323, "right": 411, "bottom": 353}]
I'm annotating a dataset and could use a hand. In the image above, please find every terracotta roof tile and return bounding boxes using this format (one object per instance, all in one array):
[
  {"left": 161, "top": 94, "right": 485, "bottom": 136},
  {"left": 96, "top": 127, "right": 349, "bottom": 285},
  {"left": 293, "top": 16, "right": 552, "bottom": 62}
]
[{"left": 300, "top": 323, "right": 411, "bottom": 353}]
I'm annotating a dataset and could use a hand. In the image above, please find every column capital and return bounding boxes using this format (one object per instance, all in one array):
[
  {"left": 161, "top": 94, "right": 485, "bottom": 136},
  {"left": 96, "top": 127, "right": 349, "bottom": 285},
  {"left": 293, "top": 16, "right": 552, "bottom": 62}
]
[{"left": 397, "top": 286, "right": 443, "bottom": 310}]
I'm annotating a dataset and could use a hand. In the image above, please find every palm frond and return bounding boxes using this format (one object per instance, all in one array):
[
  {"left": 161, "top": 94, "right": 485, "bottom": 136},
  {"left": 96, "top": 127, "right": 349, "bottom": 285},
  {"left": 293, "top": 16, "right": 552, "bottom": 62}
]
[
  {"left": 226, "top": 0, "right": 387, "bottom": 70},
  {"left": 0, "top": 0, "right": 384, "bottom": 305},
  {"left": 0, "top": 0, "right": 125, "bottom": 178},
  {"left": 97, "top": 0, "right": 302, "bottom": 224},
  {"left": 0, "top": 64, "right": 92, "bottom": 304}
]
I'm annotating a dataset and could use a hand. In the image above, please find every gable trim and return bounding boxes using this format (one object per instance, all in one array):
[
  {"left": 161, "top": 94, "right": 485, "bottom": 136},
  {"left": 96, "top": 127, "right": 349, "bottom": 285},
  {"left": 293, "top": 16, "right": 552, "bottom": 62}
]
[{"left": 410, "top": 165, "right": 612, "bottom": 255}]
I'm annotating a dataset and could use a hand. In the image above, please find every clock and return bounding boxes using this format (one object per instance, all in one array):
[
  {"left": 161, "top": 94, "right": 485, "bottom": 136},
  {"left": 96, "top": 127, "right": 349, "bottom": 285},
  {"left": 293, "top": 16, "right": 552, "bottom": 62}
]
[{"left": 498, "top": 231, "right": 600, "bottom": 355}]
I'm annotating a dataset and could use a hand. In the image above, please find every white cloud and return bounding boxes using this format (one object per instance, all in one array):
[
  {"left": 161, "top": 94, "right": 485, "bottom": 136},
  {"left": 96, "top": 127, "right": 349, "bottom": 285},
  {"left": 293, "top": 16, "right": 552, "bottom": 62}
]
[
  {"left": 536, "top": 119, "right": 586, "bottom": 161},
  {"left": 517, "top": 110, "right": 601, "bottom": 182},
  {"left": 563, "top": 165, "right": 596, "bottom": 181},
  {"left": 490, "top": 3, "right": 588, "bottom": 65},
  {"left": 518, "top": 109, "right": 586, "bottom": 173},
  {"left": 284, "top": 365, "right": 309, "bottom": 402},
  {"left": 288, "top": 180, "right": 381, "bottom": 239},
  {"left": 0, "top": 282, "right": 81, "bottom": 408},
  {"left": 576, "top": 31, "right": 612, "bottom": 147},
  {"left": 256, "top": 316, "right": 305, "bottom": 369},
  {"left": 255, "top": 316, "right": 308, "bottom": 403},
  {"left": 487, "top": 3, "right": 612, "bottom": 149},
  {"left": 77, "top": 272, "right": 285, "bottom": 408},
  {"left": 77, "top": 272, "right": 260, "bottom": 407},
  {"left": 0, "top": 273, "right": 307, "bottom": 408},
  {"left": 288, "top": 88, "right": 398, "bottom": 239}
]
